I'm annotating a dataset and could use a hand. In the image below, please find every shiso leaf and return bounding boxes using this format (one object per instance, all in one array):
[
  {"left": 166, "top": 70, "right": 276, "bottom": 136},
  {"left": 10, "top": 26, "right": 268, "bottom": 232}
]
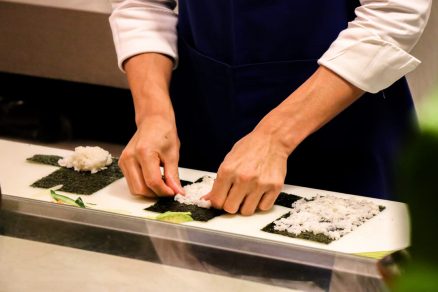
[
  {"left": 154, "top": 211, "right": 194, "bottom": 223},
  {"left": 50, "top": 190, "right": 86, "bottom": 208}
]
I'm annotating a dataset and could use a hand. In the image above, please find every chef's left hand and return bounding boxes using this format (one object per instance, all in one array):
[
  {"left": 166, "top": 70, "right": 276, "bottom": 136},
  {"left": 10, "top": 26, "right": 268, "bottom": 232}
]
[
  {"left": 203, "top": 126, "right": 290, "bottom": 215},
  {"left": 204, "top": 66, "right": 364, "bottom": 215}
]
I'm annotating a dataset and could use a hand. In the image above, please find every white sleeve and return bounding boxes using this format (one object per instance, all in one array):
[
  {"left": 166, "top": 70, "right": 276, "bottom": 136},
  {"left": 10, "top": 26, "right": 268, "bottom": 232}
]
[
  {"left": 109, "top": 0, "right": 178, "bottom": 72},
  {"left": 318, "top": 0, "right": 432, "bottom": 93}
]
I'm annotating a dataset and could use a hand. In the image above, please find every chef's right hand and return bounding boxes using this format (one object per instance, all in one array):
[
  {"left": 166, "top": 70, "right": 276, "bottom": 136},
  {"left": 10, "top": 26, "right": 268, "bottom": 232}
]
[
  {"left": 119, "top": 53, "right": 184, "bottom": 198},
  {"left": 118, "top": 114, "right": 184, "bottom": 197}
]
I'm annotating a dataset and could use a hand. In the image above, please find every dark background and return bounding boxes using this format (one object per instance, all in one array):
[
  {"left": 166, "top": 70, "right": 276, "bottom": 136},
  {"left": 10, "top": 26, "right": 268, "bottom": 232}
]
[{"left": 0, "top": 72, "right": 135, "bottom": 145}]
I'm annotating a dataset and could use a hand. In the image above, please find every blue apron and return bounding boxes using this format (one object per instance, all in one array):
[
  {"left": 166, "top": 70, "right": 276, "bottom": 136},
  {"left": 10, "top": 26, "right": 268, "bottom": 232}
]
[{"left": 170, "top": 0, "right": 416, "bottom": 200}]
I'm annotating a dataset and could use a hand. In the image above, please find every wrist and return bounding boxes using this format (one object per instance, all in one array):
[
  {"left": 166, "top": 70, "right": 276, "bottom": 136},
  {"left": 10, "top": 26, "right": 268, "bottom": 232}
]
[
  {"left": 254, "top": 112, "right": 305, "bottom": 156},
  {"left": 135, "top": 98, "right": 176, "bottom": 127},
  {"left": 124, "top": 53, "right": 175, "bottom": 126},
  {"left": 254, "top": 66, "right": 363, "bottom": 155}
]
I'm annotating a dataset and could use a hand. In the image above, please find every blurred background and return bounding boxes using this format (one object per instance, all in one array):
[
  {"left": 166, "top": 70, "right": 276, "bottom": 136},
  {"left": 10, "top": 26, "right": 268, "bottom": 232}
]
[
  {"left": 0, "top": 0, "right": 437, "bottom": 156},
  {"left": 0, "top": 1, "right": 437, "bottom": 289},
  {"left": 0, "top": 0, "right": 131, "bottom": 155}
]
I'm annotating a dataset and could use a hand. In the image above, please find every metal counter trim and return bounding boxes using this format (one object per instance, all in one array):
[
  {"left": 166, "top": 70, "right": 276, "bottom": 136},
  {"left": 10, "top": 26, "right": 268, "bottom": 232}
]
[{"left": 0, "top": 194, "right": 380, "bottom": 278}]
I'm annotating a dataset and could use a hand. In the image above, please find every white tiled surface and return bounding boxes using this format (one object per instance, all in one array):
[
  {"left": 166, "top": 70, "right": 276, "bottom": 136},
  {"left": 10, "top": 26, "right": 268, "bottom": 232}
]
[{"left": 0, "top": 236, "right": 297, "bottom": 292}]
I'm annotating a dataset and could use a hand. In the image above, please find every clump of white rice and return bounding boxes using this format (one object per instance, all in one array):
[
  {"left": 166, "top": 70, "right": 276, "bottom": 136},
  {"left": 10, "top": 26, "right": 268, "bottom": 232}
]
[
  {"left": 174, "top": 176, "right": 214, "bottom": 208},
  {"left": 273, "top": 195, "right": 381, "bottom": 241},
  {"left": 58, "top": 146, "right": 113, "bottom": 174}
]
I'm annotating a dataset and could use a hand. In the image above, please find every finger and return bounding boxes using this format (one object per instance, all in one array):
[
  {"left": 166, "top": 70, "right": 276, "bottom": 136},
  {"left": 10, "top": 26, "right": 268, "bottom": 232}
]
[
  {"left": 163, "top": 156, "right": 184, "bottom": 195},
  {"left": 222, "top": 183, "right": 247, "bottom": 214},
  {"left": 139, "top": 153, "right": 174, "bottom": 196},
  {"left": 206, "top": 171, "right": 233, "bottom": 209},
  {"left": 118, "top": 157, "right": 155, "bottom": 197},
  {"left": 240, "top": 190, "right": 265, "bottom": 216},
  {"left": 258, "top": 190, "right": 280, "bottom": 211}
]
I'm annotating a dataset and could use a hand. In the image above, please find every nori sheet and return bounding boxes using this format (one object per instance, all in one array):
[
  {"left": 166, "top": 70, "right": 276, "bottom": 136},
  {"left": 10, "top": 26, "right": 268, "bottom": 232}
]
[
  {"left": 146, "top": 177, "right": 303, "bottom": 220},
  {"left": 188, "top": 177, "right": 302, "bottom": 208},
  {"left": 145, "top": 197, "right": 225, "bottom": 222},
  {"left": 193, "top": 177, "right": 206, "bottom": 183},
  {"left": 274, "top": 192, "right": 302, "bottom": 208},
  {"left": 180, "top": 179, "right": 192, "bottom": 187},
  {"left": 145, "top": 180, "right": 302, "bottom": 222},
  {"left": 161, "top": 174, "right": 192, "bottom": 187},
  {"left": 27, "top": 154, "right": 64, "bottom": 166},
  {"left": 29, "top": 155, "right": 124, "bottom": 195},
  {"left": 262, "top": 205, "right": 387, "bottom": 244},
  {"left": 262, "top": 218, "right": 334, "bottom": 244}
]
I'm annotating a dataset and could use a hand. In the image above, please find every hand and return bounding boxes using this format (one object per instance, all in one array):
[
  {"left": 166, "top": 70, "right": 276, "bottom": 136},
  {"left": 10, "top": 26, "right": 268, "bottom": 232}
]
[
  {"left": 204, "top": 127, "right": 289, "bottom": 215},
  {"left": 119, "top": 53, "right": 184, "bottom": 197},
  {"left": 118, "top": 114, "right": 184, "bottom": 197},
  {"left": 204, "top": 66, "right": 363, "bottom": 215}
]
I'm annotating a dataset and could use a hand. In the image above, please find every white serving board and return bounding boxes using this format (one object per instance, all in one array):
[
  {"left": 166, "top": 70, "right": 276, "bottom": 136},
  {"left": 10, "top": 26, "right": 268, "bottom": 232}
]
[{"left": 0, "top": 139, "right": 410, "bottom": 255}]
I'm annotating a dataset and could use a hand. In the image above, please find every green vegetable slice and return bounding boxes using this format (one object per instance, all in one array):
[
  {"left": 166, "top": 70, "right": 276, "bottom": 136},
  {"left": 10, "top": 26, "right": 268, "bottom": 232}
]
[
  {"left": 50, "top": 190, "right": 86, "bottom": 208},
  {"left": 154, "top": 211, "right": 193, "bottom": 223},
  {"left": 75, "top": 197, "right": 86, "bottom": 208}
]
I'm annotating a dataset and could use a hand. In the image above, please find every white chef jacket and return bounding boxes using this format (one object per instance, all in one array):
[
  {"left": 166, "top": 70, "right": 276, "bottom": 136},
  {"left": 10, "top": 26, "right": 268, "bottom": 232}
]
[{"left": 109, "top": 0, "right": 431, "bottom": 93}]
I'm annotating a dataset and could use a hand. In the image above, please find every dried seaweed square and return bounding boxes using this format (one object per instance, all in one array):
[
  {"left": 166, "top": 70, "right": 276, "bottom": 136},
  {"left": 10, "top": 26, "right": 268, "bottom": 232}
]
[
  {"left": 147, "top": 180, "right": 301, "bottom": 222},
  {"left": 274, "top": 192, "right": 302, "bottom": 208},
  {"left": 262, "top": 195, "right": 386, "bottom": 244},
  {"left": 262, "top": 213, "right": 333, "bottom": 244},
  {"left": 145, "top": 197, "right": 224, "bottom": 222},
  {"left": 29, "top": 155, "right": 124, "bottom": 195},
  {"left": 180, "top": 179, "right": 192, "bottom": 187},
  {"left": 27, "top": 154, "right": 64, "bottom": 166}
]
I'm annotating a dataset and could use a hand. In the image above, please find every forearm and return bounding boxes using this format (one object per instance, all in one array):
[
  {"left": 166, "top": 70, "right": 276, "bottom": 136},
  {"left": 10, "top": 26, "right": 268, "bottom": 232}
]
[
  {"left": 119, "top": 52, "right": 183, "bottom": 196},
  {"left": 256, "top": 66, "right": 364, "bottom": 154},
  {"left": 124, "top": 53, "right": 175, "bottom": 125}
]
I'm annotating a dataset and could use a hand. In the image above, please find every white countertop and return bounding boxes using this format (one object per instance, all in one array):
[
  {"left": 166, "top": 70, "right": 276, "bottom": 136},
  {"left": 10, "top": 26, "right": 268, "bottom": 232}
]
[{"left": 0, "top": 138, "right": 410, "bottom": 255}]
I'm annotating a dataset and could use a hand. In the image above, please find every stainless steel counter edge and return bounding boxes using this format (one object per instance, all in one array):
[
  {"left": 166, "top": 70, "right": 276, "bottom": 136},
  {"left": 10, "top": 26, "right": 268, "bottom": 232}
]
[{"left": 0, "top": 193, "right": 381, "bottom": 279}]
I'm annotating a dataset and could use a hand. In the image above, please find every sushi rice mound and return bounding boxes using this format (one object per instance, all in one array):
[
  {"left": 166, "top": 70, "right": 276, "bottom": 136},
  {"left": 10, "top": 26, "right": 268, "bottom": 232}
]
[
  {"left": 273, "top": 194, "right": 381, "bottom": 240},
  {"left": 174, "top": 176, "right": 214, "bottom": 208},
  {"left": 58, "top": 146, "right": 113, "bottom": 174}
]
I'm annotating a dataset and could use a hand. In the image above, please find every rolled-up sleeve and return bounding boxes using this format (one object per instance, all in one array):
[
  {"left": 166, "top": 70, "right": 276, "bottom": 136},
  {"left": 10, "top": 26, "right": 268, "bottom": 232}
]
[
  {"left": 109, "top": 0, "right": 178, "bottom": 72},
  {"left": 318, "top": 0, "right": 432, "bottom": 93}
]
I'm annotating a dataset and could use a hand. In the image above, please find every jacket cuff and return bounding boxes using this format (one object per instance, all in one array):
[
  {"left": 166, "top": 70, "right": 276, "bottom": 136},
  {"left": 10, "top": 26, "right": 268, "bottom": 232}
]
[
  {"left": 109, "top": 12, "right": 178, "bottom": 72},
  {"left": 318, "top": 29, "right": 420, "bottom": 93}
]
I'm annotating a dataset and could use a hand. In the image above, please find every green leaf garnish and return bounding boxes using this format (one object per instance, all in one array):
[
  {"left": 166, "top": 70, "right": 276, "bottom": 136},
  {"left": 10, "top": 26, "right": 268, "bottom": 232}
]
[
  {"left": 50, "top": 190, "right": 86, "bottom": 208},
  {"left": 75, "top": 197, "right": 86, "bottom": 208}
]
